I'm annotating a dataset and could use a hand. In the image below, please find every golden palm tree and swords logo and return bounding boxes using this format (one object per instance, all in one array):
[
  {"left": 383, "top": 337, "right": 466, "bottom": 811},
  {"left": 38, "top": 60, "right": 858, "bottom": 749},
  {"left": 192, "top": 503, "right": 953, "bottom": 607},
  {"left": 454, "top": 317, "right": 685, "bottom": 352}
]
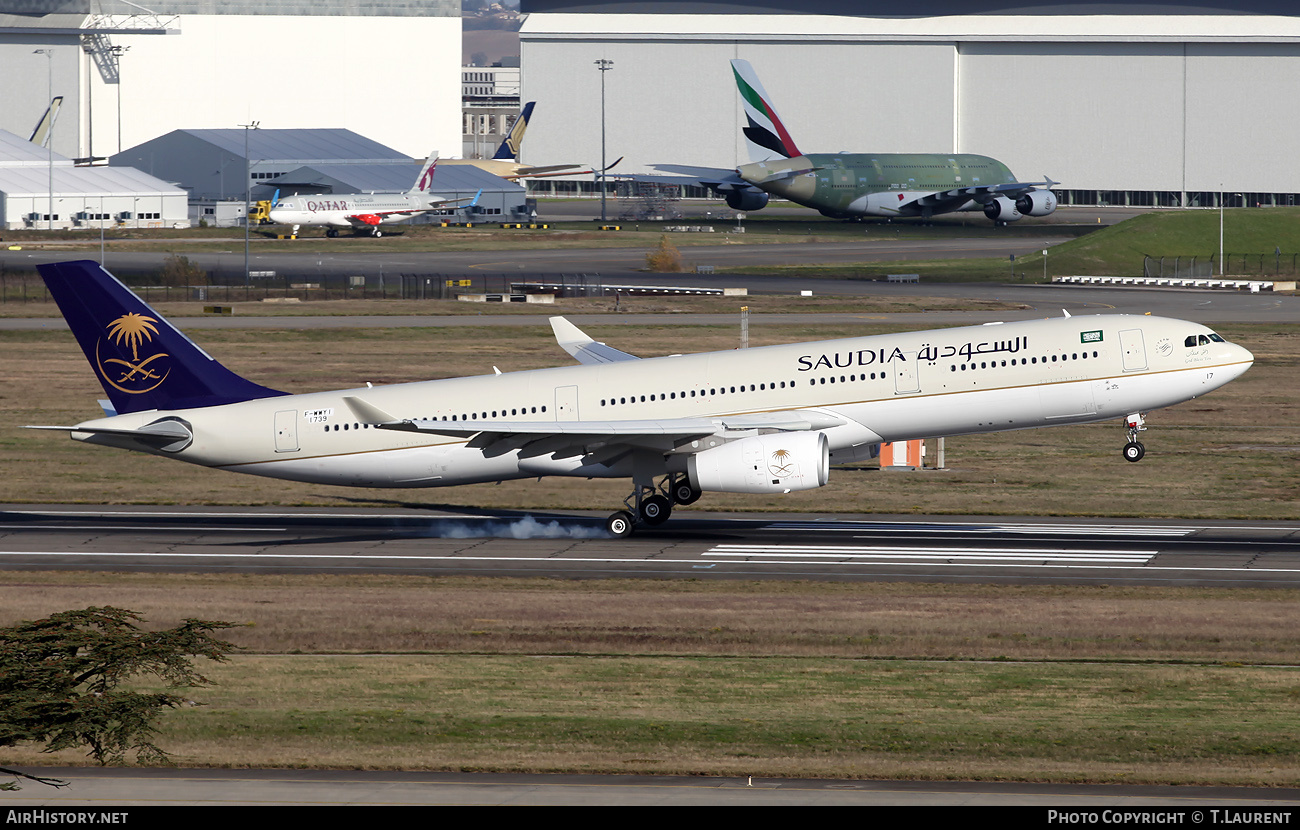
[
  {"left": 95, "top": 312, "right": 171, "bottom": 394},
  {"left": 768, "top": 448, "right": 796, "bottom": 478}
]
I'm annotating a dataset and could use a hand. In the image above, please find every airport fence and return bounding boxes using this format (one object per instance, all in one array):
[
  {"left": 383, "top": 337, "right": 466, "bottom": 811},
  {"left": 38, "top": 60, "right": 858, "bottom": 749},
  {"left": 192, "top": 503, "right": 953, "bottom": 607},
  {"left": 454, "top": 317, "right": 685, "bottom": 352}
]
[
  {"left": 0, "top": 267, "right": 605, "bottom": 305},
  {"left": 1143, "top": 253, "right": 1300, "bottom": 279}
]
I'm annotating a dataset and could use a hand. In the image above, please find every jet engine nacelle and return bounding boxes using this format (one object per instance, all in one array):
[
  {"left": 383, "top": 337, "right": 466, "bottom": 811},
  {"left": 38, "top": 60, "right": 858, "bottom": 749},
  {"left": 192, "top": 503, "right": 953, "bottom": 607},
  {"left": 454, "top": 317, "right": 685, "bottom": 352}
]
[
  {"left": 983, "top": 196, "right": 1023, "bottom": 223},
  {"left": 1015, "top": 189, "right": 1058, "bottom": 217},
  {"left": 687, "top": 431, "right": 829, "bottom": 494},
  {"left": 724, "top": 190, "right": 770, "bottom": 212}
]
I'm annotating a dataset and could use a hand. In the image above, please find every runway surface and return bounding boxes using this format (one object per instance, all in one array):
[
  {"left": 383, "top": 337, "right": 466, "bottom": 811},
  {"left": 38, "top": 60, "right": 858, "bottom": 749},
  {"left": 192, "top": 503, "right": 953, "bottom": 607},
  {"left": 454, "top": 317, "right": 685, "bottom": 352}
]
[
  {"left": 11, "top": 767, "right": 1300, "bottom": 807},
  {"left": 4, "top": 506, "right": 1299, "bottom": 588}
]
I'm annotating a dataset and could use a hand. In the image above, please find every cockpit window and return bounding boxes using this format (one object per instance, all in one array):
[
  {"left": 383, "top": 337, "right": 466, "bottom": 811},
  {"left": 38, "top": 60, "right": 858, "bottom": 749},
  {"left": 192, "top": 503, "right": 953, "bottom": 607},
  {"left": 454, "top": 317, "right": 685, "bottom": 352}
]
[{"left": 1187, "top": 333, "right": 1226, "bottom": 346}]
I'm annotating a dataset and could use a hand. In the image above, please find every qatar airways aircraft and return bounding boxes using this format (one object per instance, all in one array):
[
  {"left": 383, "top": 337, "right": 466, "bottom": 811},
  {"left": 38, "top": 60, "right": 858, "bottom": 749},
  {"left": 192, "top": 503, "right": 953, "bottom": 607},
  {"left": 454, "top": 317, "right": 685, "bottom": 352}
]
[
  {"left": 30, "top": 260, "right": 1253, "bottom": 537},
  {"left": 267, "top": 152, "right": 475, "bottom": 238}
]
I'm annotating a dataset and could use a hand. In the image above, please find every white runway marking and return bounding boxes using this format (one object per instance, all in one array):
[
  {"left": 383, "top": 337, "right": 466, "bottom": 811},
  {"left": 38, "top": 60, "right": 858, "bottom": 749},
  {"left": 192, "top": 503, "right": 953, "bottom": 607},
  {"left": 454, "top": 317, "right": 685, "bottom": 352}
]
[
  {"left": 0, "top": 525, "right": 288, "bottom": 532},
  {"left": 707, "top": 545, "right": 1155, "bottom": 565},
  {"left": 766, "top": 521, "right": 1199, "bottom": 537}
]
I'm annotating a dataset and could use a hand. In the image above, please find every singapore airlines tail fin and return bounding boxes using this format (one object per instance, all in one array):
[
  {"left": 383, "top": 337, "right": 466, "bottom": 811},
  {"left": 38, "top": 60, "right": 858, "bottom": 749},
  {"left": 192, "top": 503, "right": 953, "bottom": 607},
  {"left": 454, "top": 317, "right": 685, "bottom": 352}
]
[
  {"left": 730, "top": 59, "right": 802, "bottom": 162},
  {"left": 411, "top": 151, "right": 440, "bottom": 193},
  {"left": 37, "top": 260, "right": 286, "bottom": 414},
  {"left": 29, "top": 96, "right": 62, "bottom": 148},
  {"left": 492, "top": 101, "right": 535, "bottom": 161}
]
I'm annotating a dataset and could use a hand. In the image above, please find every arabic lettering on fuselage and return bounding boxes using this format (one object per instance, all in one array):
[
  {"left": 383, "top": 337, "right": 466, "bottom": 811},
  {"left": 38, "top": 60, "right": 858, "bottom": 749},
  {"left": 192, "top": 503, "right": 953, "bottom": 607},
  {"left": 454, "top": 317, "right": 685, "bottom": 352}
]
[{"left": 797, "top": 336, "right": 1027, "bottom": 371}]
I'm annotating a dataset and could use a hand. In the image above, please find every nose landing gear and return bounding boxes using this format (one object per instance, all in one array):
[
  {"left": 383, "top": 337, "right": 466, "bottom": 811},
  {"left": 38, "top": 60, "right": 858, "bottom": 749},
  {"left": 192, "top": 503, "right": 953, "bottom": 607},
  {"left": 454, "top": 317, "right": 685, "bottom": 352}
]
[{"left": 1122, "top": 412, "right": 1147, "bottom": 462}]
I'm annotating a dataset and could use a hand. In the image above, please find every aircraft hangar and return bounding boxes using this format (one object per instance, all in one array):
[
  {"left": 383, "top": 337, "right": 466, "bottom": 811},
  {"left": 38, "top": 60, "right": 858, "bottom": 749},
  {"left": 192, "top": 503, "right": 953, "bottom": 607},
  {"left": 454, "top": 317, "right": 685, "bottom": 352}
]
[
  {"left": 0, "top": 1, "right": 461, "bottom": 165},
  {"left": 519, "top": 1, "right": 1300, "bottom": 208},
  {"left": 111, "top": 128, "right": 527, "bottom": 226}
]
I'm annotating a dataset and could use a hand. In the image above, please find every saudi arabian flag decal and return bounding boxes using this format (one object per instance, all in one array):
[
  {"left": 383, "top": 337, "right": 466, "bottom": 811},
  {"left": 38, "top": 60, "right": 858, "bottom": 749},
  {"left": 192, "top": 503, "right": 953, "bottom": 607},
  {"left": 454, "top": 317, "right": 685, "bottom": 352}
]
[{"left": 1081, "top": 330, "right": 1103, "bottom": 343}]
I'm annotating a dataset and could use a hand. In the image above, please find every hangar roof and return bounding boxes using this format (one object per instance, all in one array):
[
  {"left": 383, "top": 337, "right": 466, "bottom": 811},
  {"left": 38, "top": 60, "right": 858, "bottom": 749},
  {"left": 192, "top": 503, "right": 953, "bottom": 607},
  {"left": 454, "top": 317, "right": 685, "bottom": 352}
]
[
  {"left": 0, "top": 131, "right": 183, "bottom": 196},
  {"left": 0, "top": 130, "right": 69, "bottom": 166},
  {"left": 150, "top": 129, "right": 413, "bottom": 164}
]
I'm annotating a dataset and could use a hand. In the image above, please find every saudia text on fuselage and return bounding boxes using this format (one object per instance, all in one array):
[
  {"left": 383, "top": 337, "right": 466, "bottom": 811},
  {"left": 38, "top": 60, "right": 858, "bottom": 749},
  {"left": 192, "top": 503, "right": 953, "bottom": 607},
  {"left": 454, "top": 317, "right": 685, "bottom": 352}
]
[{"left": 797, "top": 336, "right": 1028, "bottom": 371}]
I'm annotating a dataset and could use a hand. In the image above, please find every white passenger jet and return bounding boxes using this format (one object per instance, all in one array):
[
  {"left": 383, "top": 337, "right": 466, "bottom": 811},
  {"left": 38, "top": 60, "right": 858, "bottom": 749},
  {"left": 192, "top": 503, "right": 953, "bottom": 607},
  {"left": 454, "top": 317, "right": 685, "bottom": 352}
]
[
  {"left": 30, "top": 261, "right": 1253, "bottom": 537},
  {"left": 267, "top": 152, "right": 474, "bottom": 238}
]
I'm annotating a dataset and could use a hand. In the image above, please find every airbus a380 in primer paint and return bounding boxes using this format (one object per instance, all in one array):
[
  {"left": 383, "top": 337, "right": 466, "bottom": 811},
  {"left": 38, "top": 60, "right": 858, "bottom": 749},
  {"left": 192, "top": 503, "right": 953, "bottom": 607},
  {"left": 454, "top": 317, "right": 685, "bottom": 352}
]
[
  {"left": 268, "top": 153, "right": 474, "bottom": 238},
  {"left": 32, "top": 261, "right": 1252, "bottom": 537},
  {"left": 664, "top": 60, "right": 1058, "bottom": 224}
]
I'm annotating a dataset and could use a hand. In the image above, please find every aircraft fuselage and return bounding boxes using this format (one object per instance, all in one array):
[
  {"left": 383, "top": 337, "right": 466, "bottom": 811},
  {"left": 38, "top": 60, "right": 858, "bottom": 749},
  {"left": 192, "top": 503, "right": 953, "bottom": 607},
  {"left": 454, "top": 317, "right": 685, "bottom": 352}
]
[
  {"left": 268, "top": 194, "right": 438, "bottom": 229},
  {"left": 737, "top": 152, "right": 1027, "bottom": 219},
  {"left": 69, "top": 314, "right": 1252, "bottom": 490}
]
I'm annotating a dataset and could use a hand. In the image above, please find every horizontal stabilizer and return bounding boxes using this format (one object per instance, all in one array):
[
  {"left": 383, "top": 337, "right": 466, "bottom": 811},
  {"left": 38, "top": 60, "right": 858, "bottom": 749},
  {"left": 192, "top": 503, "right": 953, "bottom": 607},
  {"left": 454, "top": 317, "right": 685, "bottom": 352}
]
[{"left": 26, "top": 419, "right": 193, "bottom": 452}]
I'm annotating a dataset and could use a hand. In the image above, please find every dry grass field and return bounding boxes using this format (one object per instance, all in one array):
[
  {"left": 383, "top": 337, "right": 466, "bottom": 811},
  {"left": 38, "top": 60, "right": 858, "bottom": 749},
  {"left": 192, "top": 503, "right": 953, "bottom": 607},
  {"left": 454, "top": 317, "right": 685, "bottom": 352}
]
[{"left": 2, "top": 573, "right": 1300, "bottom": 784}]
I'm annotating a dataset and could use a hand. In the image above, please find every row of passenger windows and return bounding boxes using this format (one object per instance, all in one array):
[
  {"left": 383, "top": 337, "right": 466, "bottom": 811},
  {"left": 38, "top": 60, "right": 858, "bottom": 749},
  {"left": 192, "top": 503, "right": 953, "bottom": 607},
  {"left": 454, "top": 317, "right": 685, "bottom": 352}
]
[
  {"left": 599, "top": 373, "right": 891, "bottom": 407},
  {"left": 322, "top": 405, "right": 549, "bottom": 433},
  {"left": 950, "top": 351, "right": 1099, "bottom": 372}
]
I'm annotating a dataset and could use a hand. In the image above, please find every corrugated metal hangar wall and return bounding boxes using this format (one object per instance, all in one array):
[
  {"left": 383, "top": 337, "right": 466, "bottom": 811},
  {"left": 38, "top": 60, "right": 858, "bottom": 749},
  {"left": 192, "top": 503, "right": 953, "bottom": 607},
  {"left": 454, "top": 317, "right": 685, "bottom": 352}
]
[{"left": 519, "top": 3, "right": 1300, "bottom": 206}]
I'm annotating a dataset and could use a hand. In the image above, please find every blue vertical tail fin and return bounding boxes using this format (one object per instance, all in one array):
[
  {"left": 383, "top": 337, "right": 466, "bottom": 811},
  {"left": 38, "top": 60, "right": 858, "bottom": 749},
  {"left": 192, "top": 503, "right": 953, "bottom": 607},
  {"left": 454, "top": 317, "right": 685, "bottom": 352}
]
[
  {"left": 37, "top": 260, "right": 286, "bottom": 414},
  {"left": 492, "top": 101, "right": 535, "bottom": 161}
]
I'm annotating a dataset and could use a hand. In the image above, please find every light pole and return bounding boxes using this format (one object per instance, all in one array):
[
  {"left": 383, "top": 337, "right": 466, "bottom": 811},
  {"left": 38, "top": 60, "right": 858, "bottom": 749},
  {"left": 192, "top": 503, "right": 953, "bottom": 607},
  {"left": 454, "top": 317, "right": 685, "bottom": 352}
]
[
  {"left": 1219, "top": 186, "right": 1225, "bottom": 276},
  {"left": 34, "top": 49, "right": 52, "bottom": 230},
  {"left": 240, "top": 121, "right": 259, "bottom": 284},
  {"left": 594, "top": 59, "right": 613, "bottom": 223}
]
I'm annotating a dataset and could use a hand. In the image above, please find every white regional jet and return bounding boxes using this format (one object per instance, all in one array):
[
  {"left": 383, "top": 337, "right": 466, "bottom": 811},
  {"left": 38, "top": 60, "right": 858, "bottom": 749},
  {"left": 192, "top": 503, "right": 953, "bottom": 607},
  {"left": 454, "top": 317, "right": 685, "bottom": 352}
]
[
  {"left": 267, "top": 152, "right": 471, "bottom": 238},
  {"left": 31, "top": 261, "right": 1254, "bottom": 537}
]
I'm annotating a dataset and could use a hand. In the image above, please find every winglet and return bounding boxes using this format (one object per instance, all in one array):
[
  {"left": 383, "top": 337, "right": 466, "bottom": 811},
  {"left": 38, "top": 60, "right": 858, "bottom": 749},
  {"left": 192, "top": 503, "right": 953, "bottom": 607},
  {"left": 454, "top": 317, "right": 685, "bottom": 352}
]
[
  {"left": 343, "top": 395, "right": 400, "bottom": 424},
  {"left": 549, "top": 316, "right": 640, "bottom": 365}
]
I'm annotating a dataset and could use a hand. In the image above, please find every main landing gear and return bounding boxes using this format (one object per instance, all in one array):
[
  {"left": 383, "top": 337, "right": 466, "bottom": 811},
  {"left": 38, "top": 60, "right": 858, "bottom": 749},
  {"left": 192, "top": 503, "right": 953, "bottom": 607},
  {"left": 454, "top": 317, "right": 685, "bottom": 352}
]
[
  {"left": 605, "top": 473, "right": 702, "bottom": 538},
  {"left": 325, "top": 228, "right": 339, "bottom": 238},
  {"left": 1122, "top": 412, "right": 1147, "bottom": 463}
]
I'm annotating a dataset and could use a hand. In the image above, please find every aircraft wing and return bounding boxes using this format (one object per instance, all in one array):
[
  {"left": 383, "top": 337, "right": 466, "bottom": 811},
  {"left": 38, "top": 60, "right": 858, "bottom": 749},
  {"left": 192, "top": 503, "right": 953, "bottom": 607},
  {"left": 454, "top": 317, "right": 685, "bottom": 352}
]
[
  {"left": 549, "top": 316, "right": 640, "bottom": 365},
  {"left": 342, "top": 396, "right": 843, "bottom": 461},
  {"left": 504, "top": 156, "right": 623, "bottom": 181},
  {"left": 914, "top": 178, "right": 1059, "bottom": 209},
  {"left": 647, "top": 164, "right": 748, "bottom": 190},
  {"left": 508, "top": 164, "right": 583, "bottom": 177}
]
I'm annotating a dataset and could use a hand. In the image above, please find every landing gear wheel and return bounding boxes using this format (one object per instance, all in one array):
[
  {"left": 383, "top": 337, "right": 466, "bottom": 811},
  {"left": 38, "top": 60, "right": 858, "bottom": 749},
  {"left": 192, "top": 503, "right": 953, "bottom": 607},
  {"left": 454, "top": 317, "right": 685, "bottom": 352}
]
[
  {"left": 1123, "top": 441, "right": 1146, "bottom": 463},
  {"left": 325, "top": 228, "right": 338, "bottom": 238},
  {"left": 371, "top": 228, "right": 383, "bottom": 238},
  {"left": 671, "top": 481, "right": 702, "bottom": 505},
  {"left": 606, "top": 510, "right": 635, "bottom": 538},
  {"left": 639, "top": 495, "right": 671, "bottom": 525}
]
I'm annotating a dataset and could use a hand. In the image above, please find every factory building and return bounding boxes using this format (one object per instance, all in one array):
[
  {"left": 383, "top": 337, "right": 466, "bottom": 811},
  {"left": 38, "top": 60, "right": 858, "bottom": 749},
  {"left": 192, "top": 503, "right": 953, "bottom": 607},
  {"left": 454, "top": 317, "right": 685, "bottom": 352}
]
[
  {"left": 0, "top": 1, "right": 461, "bottom": 165},
  {"left": 0, "top": 130, "right": 187, "bottom": 230},
  {"left": 519, "top": 1, "right": 1300, "bottom": 208}
]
